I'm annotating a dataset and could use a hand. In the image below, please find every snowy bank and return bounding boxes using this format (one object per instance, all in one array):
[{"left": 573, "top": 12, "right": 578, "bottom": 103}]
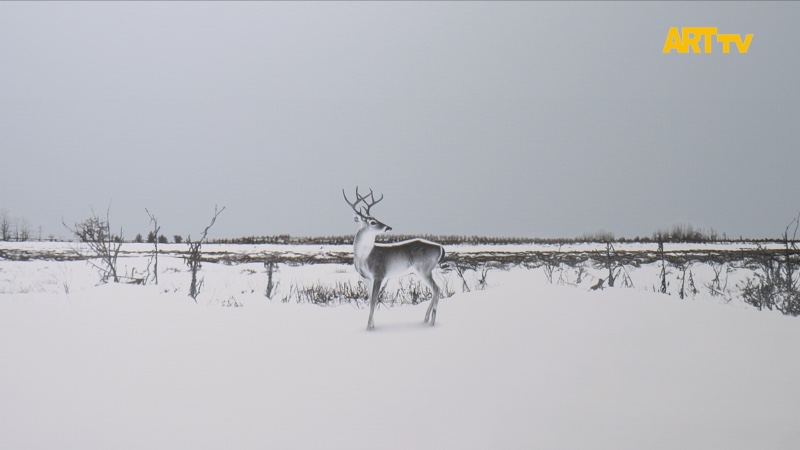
[{"left": 1, "top": 272, "right": 799, "bottom": 449}]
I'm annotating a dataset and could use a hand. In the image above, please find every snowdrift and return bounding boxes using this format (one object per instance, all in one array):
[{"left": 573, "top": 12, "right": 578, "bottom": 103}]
[{"left": 2, "top": 266, "right": 799, "bottom": 449}]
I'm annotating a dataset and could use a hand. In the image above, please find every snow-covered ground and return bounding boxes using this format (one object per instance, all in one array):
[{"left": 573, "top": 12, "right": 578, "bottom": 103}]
[{"left": 1, "top": 244, "right": 799, "bottom": 449}]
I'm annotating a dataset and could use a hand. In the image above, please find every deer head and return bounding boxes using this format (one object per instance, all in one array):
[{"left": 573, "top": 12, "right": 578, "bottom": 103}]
[{"left": 343, "top": 187, "right": 392, "bottom": 233}]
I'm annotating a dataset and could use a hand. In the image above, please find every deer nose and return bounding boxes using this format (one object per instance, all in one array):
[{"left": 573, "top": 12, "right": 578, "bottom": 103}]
[{"left": 385, "top": 226, "right": 392, "bottom": 232}]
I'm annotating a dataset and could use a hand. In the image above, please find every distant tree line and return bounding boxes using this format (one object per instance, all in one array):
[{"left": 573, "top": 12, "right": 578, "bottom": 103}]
[
  {"left": 0, "top": 207, "right": 753, "bottom": 246},
  {"left": 133, "top": 232, "right": 176, "bottom": 244},
  {"left": 211, "top": 225, "right": 731, "bottom": 247},
  {"left": 650, "top": 223, "right": 722, "bottom": 243},
  {"left": 0, "top": 208, "right": 48, "bottom": 241}
]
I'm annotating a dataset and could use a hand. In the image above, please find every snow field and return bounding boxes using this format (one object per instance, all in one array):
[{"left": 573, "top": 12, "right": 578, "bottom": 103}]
[{"left": 1, "top": 246, "right": 799, "bottom": 449}]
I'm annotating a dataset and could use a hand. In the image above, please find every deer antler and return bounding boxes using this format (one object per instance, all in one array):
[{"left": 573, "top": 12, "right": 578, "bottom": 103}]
[
  {"left": 343, "top": 187, "right": 383, "bottom": 217},
  {"left": 362, "top": 189, "right": 383, "bottom": 216},
  {"left": 343, "top": 187, "right": 367, "bottom": 217}
]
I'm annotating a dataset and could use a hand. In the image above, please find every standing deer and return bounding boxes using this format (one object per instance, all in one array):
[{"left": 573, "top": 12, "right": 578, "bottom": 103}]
[{"left": 343, "top": 187, "right": 445, "bottom": 330}]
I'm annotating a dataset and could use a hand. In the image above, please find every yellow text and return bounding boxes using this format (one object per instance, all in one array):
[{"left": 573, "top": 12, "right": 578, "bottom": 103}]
[{"left": 663, "top": 27, "right": 753, "bottom": 54}]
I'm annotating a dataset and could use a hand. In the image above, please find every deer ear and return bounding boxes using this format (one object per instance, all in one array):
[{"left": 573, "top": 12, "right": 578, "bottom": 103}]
[{"left": 353, "top": 214, "right": 361, "bottom": 223}]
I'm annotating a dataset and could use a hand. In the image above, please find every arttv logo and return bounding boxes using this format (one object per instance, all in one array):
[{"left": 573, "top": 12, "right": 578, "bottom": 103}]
[{"left": 663, "top": 27, "right": 753, "bottom": 53}]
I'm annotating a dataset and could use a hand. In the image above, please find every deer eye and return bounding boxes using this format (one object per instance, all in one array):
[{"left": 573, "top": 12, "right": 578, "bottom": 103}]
[{"left": 369, "top": 219, "right": 377, "bottom": 226}]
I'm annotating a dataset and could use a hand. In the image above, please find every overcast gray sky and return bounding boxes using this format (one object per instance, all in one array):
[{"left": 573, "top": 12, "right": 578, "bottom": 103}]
[{"left": 1, "top": 1, "right": 798, "bottom": 240}]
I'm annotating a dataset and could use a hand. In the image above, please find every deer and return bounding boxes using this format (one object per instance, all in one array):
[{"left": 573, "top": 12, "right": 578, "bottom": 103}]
[{"left": 343, "top": 187, "right": 445, "bottom": 330}]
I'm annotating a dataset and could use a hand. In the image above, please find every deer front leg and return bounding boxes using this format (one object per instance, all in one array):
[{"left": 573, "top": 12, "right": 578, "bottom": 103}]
[{"left": 367, "top": 277, "right": 383, "bottom": 330}]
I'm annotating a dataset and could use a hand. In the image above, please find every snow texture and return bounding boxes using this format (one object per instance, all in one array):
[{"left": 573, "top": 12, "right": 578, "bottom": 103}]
[{"left": 1, "top": 245, "right": 799, "bottom": 449}]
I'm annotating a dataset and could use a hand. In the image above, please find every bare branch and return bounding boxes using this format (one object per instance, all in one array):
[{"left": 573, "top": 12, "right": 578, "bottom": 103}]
[
  {"left": 145, "top": 208, "right": 161, "bottom": 285},
  {"left": 197, "top": 205, "right": 225, "bottom": 243}
]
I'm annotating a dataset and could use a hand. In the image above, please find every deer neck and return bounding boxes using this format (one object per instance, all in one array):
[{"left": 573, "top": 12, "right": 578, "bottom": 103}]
[{"left": 353, "top": 226, "right": 377, "bottom": 259}]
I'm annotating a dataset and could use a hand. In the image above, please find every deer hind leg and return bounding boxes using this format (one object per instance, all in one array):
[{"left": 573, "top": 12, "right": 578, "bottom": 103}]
[
  {"left": 422, "top": 272, "right": 441, "bottom": 325},
  {"left": 367, "top": 277, "right": 383, "bottom": 330}
]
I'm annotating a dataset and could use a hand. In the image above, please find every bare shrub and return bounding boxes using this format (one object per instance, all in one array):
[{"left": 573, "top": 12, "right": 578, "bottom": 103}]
[
  {"left": 282, "top": 280, "right": 367, "bottom": 306},
  {"left": 476, "top": 267, "right": 490, "bottom": 290},
  {"left": 658, "top": 239, "right": 668, "bottom": 294},
  {"left": 281, "top": 277, "right": 446, "bottom": 307},
  {"left": 185, "top": 206, "right": 225, "bottom": 302},
  {"left": 390, "top": 278, "right": 432, "bottom": 305},
  {"left": 706, "top": 263, "right": 730, "bottom": 297},
  {"left": 63, "top": 208, "right": 123, "bottom": 283},
  {"left": 440, "top": 276, "right": 456, "bottom": 298},
  {"left": 453, "top": 263, "right": 472, "bottom": 293},
  {"left": 740, "top": 214, "right": 800, "bottom": 316},
  {"left": 740, "top": 253, "right": 800, "bottom": 315},
  {"left": 446, "top": 259, "right": 490, "bottom": 292},
  {"left": 221, "top": 296, "right": 243, "bottom": 307},
  {"left": 542, "top": 246, "right": 563, "bottom": 284},
  {"left": 676, "top": 263, "right": 698, "bottom": 299},
  {"left": 145, "top": 209, "right": 160, "bottom": 285}
]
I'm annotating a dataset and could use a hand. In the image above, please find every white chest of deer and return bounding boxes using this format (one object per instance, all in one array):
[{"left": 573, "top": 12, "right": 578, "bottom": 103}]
[{"left": 344, "top": 188, "right": 444, "bottom": 330}]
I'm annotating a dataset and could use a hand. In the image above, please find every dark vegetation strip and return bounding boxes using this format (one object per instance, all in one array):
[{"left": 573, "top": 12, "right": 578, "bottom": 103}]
[{"left": 2, "top": 245, "right": 797, "bottom": 272}]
